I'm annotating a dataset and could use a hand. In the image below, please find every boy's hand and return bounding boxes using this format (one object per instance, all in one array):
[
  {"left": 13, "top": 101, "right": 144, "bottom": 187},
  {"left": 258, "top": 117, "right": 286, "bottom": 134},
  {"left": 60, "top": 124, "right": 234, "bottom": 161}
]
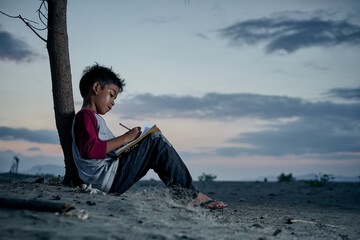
[
  {"left": 124, "top": 127, "right": 142, "bottom": 143},
  {"left": 106, "top": 127, "right": 142, "bottom": 154}
]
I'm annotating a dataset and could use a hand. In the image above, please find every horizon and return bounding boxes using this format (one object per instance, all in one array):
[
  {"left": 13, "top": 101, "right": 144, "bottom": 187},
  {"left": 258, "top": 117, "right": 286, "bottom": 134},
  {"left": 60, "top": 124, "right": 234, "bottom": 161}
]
[{"left": 2, "top": 163, "right": 359, "bottom": 183}]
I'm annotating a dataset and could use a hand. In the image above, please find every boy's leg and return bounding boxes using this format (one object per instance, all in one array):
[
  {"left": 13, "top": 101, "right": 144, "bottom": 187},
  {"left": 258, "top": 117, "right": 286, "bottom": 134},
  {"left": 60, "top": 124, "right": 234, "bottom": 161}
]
[{"left": 110, "top": 132, "right": 199, "bottom": 198}]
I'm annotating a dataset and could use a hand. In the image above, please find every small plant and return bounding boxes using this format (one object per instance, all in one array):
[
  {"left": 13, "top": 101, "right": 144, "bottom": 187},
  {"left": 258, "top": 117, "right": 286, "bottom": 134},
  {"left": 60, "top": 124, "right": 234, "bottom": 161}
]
[
  {"left": 198, "top": 173, "right": 217, "bottom": 182},
  {"left": 305, "top": 173, "right": 335, "bottom": 187},
  {"left": 277, "top": 173, "right": 295, "bottom": 182}
]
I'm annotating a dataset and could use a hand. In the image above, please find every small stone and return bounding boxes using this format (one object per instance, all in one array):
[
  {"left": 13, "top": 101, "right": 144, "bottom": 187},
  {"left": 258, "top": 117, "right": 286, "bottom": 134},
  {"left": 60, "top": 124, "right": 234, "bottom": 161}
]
[
  {"left": 86, "top": 201, "right": 96, "bottom": 206},
  {"left": 34, "top": 177, "right": 45, "bottom": 184},
  {"left": 51, "top": 195, "right": 61, "bottom": 200},
  {"left": 252, "top": 223, "right": 264, "bottom": 229},
  {"left": 273, "top": 228, "right": 281, "bottom": 236}
]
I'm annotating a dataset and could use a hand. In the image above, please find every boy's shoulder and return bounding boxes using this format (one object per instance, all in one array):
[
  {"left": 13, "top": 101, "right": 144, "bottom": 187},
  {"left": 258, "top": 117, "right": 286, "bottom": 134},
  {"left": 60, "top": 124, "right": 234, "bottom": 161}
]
[
  {"left": 75, "top": 109, "right": 105, "bottom": 125},
  {"left": 75, "top": 109, "right": 97, "bottom": 123},
  {"left": 77, "top": 108, "right": 95, "bottom": 115},
  {"left": 76, "top": 109, "right": 95, "bottom": 118}
]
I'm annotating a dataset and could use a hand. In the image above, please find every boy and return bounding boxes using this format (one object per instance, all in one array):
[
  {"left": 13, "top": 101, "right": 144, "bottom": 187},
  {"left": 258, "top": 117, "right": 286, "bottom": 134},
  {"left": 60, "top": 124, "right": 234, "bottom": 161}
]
[{"left": 72, "top": 64, "right": 227, "bottom": 210}]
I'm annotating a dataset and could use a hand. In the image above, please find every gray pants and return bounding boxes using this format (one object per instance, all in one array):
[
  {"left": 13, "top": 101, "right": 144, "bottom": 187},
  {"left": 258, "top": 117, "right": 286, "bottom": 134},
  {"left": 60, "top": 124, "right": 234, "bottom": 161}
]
[{"left": 110, "top": 132, "right": 199, "bottom": 199}]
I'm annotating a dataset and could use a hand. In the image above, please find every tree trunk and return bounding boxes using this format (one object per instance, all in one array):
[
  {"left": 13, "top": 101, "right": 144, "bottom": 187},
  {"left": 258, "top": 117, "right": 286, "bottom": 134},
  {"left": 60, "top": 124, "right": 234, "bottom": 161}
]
[{"left": 47, "top": 0, "right": 81, "bottom": 186}]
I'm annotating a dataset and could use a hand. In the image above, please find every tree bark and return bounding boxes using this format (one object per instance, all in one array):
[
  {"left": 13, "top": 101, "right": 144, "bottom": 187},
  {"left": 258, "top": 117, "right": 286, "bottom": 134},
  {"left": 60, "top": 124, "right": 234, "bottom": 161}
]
[{"left": 47, "top": 0, "right": 81, "bottom": 186}]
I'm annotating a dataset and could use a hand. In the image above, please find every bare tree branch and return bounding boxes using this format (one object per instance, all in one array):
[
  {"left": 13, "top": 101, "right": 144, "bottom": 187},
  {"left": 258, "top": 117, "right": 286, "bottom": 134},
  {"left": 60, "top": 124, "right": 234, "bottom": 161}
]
[
  {"left": 0, "top": 9, "right": 47, "bottom": 43},
  {"left": 37, "top": 0, "right": 48, "bottom": 29}
]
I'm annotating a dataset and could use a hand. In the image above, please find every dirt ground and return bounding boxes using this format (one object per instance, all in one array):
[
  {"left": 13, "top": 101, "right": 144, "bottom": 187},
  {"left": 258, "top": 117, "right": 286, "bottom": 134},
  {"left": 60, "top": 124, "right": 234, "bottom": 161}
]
[{"left": 0, "top": 175, "right": 359, "bottom": 239}]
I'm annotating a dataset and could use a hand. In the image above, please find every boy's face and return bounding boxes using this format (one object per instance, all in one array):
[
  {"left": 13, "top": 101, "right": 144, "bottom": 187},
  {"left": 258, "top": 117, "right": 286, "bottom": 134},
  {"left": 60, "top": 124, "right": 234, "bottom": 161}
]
[{"left": 93, "top": 82, "right": 119, "bottom": 115}]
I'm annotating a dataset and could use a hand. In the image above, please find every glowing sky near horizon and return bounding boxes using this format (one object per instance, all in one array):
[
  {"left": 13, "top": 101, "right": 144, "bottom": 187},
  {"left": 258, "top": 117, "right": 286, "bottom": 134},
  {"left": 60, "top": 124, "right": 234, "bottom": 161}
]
[{"left": 0, "top": 0, "right": 359, "bottom": 180}]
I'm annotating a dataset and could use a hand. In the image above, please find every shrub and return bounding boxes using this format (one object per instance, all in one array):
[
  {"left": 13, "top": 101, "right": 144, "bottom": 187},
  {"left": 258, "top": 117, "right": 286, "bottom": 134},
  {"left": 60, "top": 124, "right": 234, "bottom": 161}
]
[
  {"left": 305, "top": 173, "right": 335, "bottom": 187},
  {"left": 198, "top": 173, "right": 217, "bottom": 182},
  {"left": 277, "top": 173, "right": 295, "bottom": 182}
]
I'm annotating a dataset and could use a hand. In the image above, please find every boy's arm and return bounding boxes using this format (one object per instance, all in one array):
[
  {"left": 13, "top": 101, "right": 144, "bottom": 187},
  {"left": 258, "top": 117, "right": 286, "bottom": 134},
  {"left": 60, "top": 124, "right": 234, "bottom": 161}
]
[
  {"left": 75, "top": 110, "right": 141, "bottom": 158},
  {"left": 74, "top": 110, "right": 107, "bottom": 159},
  {"left": 105, "top": 127, "right": 142, "bottom": 153}
]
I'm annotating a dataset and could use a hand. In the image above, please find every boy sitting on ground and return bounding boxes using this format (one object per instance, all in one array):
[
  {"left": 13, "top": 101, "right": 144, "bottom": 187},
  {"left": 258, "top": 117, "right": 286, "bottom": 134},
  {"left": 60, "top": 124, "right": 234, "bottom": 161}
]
[{"left": 72, "top": 64, "right": 227, "bottom": 210}]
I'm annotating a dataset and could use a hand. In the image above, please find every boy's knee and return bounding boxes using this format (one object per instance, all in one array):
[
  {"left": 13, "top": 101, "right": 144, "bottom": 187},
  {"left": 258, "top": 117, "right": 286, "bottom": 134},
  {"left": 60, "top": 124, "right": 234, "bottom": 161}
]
[{"left": 150, "top": 132, "right": 172, "bottom": 147}]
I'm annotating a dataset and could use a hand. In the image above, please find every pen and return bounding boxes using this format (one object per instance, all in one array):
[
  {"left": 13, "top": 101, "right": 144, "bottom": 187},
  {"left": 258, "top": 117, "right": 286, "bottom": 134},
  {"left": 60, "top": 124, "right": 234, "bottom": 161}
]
[{"left": 119, "top": 123, "right": 131, "bottom": 131}]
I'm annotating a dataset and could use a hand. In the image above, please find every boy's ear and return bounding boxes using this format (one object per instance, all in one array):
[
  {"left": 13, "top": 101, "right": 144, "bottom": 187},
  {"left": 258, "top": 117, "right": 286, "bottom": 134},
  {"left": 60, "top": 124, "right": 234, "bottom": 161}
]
[{"left": 92, "top": 82, "right": 101, "bottom": 95}]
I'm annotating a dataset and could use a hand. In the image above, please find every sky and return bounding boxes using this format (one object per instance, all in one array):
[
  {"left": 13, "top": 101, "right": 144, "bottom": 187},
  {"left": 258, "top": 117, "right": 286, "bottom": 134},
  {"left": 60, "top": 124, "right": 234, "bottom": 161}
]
[{"left": 0, "top": 0, "right": 359, "bottom": 181}]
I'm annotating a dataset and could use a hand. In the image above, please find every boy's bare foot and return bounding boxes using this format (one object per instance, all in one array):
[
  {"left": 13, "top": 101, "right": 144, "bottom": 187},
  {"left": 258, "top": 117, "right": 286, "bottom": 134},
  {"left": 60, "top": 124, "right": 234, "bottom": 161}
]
[{"left": 194, "top": 192, "right": 228, "bottom": 210}]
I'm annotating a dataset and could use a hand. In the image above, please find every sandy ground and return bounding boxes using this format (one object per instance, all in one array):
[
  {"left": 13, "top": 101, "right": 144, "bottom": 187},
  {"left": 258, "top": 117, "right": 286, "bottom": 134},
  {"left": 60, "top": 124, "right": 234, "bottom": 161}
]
[{"left": 0, "top": 174, "right": 359, "bottom": 240}]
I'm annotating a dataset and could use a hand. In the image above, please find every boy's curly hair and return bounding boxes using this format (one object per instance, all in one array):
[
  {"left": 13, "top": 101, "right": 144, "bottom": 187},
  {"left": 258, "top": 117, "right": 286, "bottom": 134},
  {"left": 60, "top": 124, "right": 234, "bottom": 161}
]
[{"left": 79, "top": 63, "right": 125, "bottom": 98}]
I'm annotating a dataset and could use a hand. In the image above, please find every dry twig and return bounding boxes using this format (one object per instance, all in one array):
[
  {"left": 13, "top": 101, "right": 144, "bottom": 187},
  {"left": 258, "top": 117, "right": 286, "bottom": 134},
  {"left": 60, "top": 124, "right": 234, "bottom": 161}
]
[
  {"left": 0, "top": 0, "right": 48, "bottom": 42},
  {"left": 0, "top": 197, "right": 75, "bottom": 213}
]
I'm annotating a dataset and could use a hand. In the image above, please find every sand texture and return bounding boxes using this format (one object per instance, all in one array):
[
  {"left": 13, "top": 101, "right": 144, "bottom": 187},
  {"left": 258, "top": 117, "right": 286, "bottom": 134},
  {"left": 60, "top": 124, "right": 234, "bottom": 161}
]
[{"left": 0, "top": 175, "right": 359, "bottom": 240}]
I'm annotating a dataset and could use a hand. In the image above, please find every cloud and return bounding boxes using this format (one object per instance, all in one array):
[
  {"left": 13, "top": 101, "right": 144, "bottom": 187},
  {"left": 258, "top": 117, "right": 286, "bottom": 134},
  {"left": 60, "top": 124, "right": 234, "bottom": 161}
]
[
  {"left": 303, "top": 61, "right": 329, "bottom": 71},
  {"left": 218, "top": 13, "right": 360, "bottom": 53},
  {"left": 0, "top": 28, "right": 38, "bottom": 62},
  {"left": 216, "top": 116, "right": 360, "bottom": 156},
  {"left": 116, "top": 89, "right": 359, "bottom": 158},
  {"left": 0, "top": 127, "right": 59, "bottom": 144},
  {"left": 27, "top": 147, "right": 41, "bottom": 151},
  {"left": 117, "top": 92, "right": 359, "bottom": 120},
  {"left": 325, "top": 87, "right": 360, "bottom": 100},
  {"left": 195, "top": 33, "right": 209, "bottom": 40}
]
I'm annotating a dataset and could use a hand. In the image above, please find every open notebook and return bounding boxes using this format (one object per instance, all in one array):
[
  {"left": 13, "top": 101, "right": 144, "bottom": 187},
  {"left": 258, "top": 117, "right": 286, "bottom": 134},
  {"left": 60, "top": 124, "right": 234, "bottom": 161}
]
[{"left": 115, "top": 121, "right": 160, "bottom": 156}]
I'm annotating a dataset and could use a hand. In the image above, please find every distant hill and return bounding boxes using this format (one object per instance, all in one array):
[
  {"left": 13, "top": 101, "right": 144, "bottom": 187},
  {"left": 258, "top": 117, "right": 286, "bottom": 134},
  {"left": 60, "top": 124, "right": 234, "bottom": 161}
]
[
  {"left": 23, "top": 164, "right": 65, "bottom": 177},
  {"left": 255, "top": 173, "right": 359, "bottom": 182}
]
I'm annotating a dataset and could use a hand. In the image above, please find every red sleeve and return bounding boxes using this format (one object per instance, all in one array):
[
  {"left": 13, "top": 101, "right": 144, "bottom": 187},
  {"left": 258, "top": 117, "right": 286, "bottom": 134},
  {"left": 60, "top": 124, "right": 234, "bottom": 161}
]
[{"left": 74, "top": 109, "right": 107, "bottom": 159}]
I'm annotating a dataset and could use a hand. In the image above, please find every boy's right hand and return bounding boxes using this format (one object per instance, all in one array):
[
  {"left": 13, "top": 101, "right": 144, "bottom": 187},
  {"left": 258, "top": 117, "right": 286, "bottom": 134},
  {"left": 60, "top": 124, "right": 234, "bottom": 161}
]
[
  {"left": 106, "top": 127, "right": 142, "bottom": 154},
  {"left": 124, "top": 127, "right": 142, "bottom": 143}
]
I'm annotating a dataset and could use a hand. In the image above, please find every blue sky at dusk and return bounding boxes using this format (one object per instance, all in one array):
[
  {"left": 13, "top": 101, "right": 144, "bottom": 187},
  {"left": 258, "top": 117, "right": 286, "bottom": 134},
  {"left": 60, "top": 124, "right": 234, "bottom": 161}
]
[{"left": 0, "top": 0, "right": 359, "bottom": 180}]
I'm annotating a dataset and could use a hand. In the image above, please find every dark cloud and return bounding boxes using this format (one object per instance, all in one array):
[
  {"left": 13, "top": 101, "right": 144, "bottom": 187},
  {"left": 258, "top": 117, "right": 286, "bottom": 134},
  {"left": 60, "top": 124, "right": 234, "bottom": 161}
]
[
  {"left": 325, "top": 87, "right": 360, "bottom": 100},
  {"left": 0, "top": 29, "right": 37, "bottom": 62},
  {"left": 195, "top": 33, "right": 209, "bottom": 40},
  {"left": 117, "top": 92, "right": 359, "bottom": 120},
  {"left": 0, "top": 127, "right": 59, "bottom": 144},
  {"left": 216, "top": 116, "right": 360, "bottom": 156},
  {"left": 27, "top": 147, "right": 41, "bottom": 151},
  {"left": 218, "top": 14, "right": 360, "bottom": 53},
  {"left": 116, "top": 89, "right": 359, "bottom": 158}
]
